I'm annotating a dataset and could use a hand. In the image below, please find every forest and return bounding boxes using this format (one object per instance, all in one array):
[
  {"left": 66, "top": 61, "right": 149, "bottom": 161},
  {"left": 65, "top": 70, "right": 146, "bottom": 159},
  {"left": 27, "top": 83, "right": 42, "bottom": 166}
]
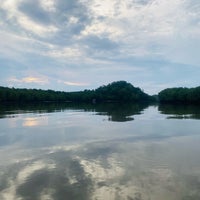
[
  {"left": 158, "top": 87, "right": 200, "bottom": 104},
  {"left": 1, "top": 81, "right": 200, "bottom": 104},
  {"left": 0, "top": 81, "right": 154, "bottom": 103}
]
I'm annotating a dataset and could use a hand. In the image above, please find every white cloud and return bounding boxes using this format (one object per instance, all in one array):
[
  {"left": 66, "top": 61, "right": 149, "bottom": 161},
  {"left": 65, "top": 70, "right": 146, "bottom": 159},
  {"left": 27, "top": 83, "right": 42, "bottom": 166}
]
[
  {"left": 18, "top": 15, "right": 58, "bottom": 36},
  {"left": 88, "top": 0, "right": 118, "bottom": 18},
  {"left": 1, "top": 0, "right": 58, "bottom": 37},
  {"left": 0, "top": 0, "right": 21, "bottom": 18},
  {"left": 81, "top": 21, "right": 123, "bottom": 40},
  {"left": 82, "top": 0, "right": 200, "bottom": 61},
  {"left": 45, "top": 46, "right": 83, "bottom": 59},
  {"left": 40, "top": 0, "right": 56, "bottom": 12},
  {"left": 69, "top": 16, "right": 79, "bottom": 24},
  {"left": 63, "top": 81, "right": 90, "bottom": 86},
  {"left": 0, "top": 30, "right": 56, "bottom": 64}
]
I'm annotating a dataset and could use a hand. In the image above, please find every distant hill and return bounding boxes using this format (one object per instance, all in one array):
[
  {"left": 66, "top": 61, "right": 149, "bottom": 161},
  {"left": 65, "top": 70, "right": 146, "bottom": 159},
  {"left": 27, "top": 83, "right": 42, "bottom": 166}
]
[
  {"left": 94, "top": 81, "right": 152, "bottom": 102},
  {"left": 0, "top": 81, "right": 153, "bottom": 103}
]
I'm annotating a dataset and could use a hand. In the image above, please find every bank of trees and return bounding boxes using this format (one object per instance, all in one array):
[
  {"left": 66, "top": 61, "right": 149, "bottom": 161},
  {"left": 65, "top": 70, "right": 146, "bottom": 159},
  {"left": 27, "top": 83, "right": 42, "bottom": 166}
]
[
  {"left": 158, "top": 87, "right": 200, "bottom": 104},
  {"left": 2, "top": 81, "right": 199, "bottom": 104},
  {"left": 0, "top": 81, "right": 153, "bottom": 103},
  {"left": 0, "top": 87, "right": 69, "bottom": 102}
]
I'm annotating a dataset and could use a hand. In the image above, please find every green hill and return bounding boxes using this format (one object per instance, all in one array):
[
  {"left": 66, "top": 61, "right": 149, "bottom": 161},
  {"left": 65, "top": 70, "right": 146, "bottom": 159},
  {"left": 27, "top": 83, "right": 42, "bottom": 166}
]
[{"left": 0, "top": 81, "right": 153, "bottom": 103}]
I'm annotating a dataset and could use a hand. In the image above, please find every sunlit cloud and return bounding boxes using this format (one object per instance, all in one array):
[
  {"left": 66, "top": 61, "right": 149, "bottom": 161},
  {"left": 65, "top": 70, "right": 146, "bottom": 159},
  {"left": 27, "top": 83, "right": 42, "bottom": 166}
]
[
  {"left": 22, "top": 77, "right": 48, "bottom": 84},
  {"left": 8, "top": 76, "right": 49, "bottom": 85}
]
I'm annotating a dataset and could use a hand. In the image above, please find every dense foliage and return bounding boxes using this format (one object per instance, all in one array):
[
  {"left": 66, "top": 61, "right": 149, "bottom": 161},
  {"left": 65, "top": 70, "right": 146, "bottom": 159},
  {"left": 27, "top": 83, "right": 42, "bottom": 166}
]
[
  {"left": 0, "top": 87, "right": 69, "bottom": 102},
  {"left": 95, "top": 81, "right": 152, "bottom": 102},
  {"left": 158, "top": 87, "right": 200, "bottom": 104},
  {"left": 0, "top": 81, "right": 152, "bottom": 103}
]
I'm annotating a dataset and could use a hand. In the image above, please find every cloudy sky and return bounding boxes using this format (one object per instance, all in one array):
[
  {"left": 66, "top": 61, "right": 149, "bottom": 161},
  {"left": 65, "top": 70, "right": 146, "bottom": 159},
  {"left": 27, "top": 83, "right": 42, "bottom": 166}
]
[{"left": 0, "top": 0, "right": 200, "bottom": 94}]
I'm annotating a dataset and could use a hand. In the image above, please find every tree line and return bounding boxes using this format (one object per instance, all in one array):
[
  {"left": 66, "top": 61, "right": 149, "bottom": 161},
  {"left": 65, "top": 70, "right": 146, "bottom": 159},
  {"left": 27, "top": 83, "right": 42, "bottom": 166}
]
[
  {"left": 0, "top": 81, "right": 153, "bottom": 103},
  {"left": 158, "top": 87, "right": 200, "bottom": 104},
  {"left": 1, "top": 81, "right": 200, "bottom": 104}
]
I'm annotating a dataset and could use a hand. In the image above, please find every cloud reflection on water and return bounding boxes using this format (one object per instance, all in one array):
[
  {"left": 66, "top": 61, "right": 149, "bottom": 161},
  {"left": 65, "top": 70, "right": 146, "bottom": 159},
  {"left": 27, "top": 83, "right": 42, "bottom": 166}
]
[
  {"left": 23, "top": 117, "right": 48, "bottom": 127},
  {"left": 0, "top": 103, "right": 200, "bottom": 199},
  {"left": 1, "top": 137, "right": 200, "bottom": 200}
]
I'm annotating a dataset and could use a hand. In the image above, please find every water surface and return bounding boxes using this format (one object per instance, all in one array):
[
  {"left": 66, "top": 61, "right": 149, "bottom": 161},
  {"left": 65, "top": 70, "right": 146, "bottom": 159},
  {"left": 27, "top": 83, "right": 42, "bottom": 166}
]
[{"left": 0, "top": 103, "right": 200, "bottom": 200}]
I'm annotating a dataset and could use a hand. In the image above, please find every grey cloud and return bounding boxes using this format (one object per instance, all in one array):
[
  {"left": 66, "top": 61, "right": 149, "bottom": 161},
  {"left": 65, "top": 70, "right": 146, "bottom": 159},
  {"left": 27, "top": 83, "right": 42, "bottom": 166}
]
[
  {"left": 185, "top": 0, "right": 200, "bottom": 25},
  {"left": 81, "top": 35, "right": 118, "bottom": 51},
  {"left": 18, "top": 0, "right": 87, "bottom": 24},
  {"left": 55, "top": 0, "right": 92, "bottom": 33},
  {"left": 122, "top": 0, "right": 151, "bottom": 9},
  {"left": 185, "top": 0, "right": 200, "bottom": 12},
  {"left": 17, "top": 0, "right": 92, "bottom": 45},
  {"left": 133, "top": 0, "right": 151, "bottom": 5},
  {"left": 0, "top": 7, "right": 7, "bottom": 20},
  {"left": 18, "top": 0, "right": 52, "bottom": 25},
  {"left": 18, "top": 0, "right": 90, "bottom": 26},
  {"left": 55, "top": 0, "right": 91, "bottom": 28},
  {"left": 0, "top": 7, "right": 17, "bottom": 32},
  {"left": 56, "top": 0, "right": 84, "bottom": 13}
]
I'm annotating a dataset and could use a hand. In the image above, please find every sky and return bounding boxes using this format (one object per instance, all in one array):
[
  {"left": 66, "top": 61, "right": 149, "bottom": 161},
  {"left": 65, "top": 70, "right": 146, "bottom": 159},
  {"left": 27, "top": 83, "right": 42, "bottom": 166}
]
[{"left": 0, "top": 0, "right": 200, "bottom": 94}]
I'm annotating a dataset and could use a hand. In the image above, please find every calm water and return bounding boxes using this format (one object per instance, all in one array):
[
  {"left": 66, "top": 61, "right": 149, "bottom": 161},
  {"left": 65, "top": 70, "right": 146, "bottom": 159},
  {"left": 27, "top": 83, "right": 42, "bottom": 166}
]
[{"left": 0, "top": 103, "right": 200, "bottom": 200}]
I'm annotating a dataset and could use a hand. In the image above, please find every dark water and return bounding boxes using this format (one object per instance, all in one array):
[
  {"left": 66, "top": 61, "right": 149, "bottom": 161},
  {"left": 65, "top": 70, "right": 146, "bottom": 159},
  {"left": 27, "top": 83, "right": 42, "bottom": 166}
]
[{"left": 0, "top": 103, "right": 200, "bottom": 200}]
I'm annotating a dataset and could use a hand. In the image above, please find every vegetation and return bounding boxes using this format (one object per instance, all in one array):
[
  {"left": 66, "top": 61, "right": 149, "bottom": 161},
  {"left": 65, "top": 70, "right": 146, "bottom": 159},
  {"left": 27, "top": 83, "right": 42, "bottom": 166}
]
[
  {"left": 158, "top": 87, "right": 200, "bottom": 104},
  {"left": 0, "top": 81, "right": 153, "bottom": 103},
  {"left": 94, "top": 81, "right": 153, "bottom": 102},
  {"left": 1, "top": 81, "right": 200, "bottom": 104}
]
